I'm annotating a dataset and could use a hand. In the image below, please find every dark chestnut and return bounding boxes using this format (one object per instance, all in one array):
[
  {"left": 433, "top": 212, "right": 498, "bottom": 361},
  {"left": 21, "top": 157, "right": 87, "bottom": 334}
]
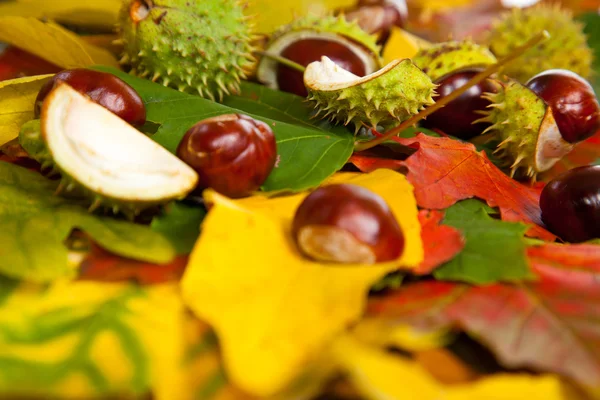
[
  {"left": 35, "top": 69, "right": 146, "bottom": 126},
  {"left": 343, "top": 0, "right": 407, "bottom": 45},
  {"left": 421, "top": 68, "right": 496, "bottom": 140},
  {"left": 540, "top": 165, "right": 600, "bottom": 243},
  {"left": 277, "top": 39, "right": 367, "bottom": 97},
  {"left": 292, "top": 184, "right": 405, "bottom": 264},
  {"left": 176, "top": 114, "right": 277, "bottom": 198},
  {"left": 526, "top": 69, "right": 600, "bottom": 143}
]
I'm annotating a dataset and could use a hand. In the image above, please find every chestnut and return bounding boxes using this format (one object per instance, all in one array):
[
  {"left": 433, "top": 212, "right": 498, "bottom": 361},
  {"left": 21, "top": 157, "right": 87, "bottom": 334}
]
[
  {"left": 176, "top": 114, "right": 277, "bottom": 198},
  {"left": 540, "top": 165, "right": 600, "bottom": 243},
  {"left": 277, "top": 39, "right": 367, "bottom": 97},
  {"left": 526, "top": 69, "right": 600, "bottom": 143},
  {"left": 292, "top": 184, "right": 405, "bottom": 264},
  {"left": 342, "top": 0, "right": 407, "bottom": 45},
  {"left": 35, "top": 69, "right": 146, "bottom": 126},
  {"left": 421, "top": 68, "right": 496, "bottom": 140}
]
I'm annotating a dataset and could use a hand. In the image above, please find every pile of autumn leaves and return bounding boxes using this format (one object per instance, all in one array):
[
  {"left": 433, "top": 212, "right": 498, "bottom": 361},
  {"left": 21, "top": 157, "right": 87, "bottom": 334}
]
[{"left": 0, "top": 1, "right": 599, "bottom": 400}]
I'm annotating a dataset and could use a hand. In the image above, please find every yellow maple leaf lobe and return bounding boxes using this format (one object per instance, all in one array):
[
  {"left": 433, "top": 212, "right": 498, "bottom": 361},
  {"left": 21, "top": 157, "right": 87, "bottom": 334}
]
[{"left": 182, "top": 169, "right": 423, "bottom": 396}]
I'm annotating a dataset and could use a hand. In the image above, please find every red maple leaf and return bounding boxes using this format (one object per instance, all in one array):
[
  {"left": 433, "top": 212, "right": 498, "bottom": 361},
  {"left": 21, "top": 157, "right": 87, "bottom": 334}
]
[
  {"left": 78, "top": 244, "right": 188, "bottom": 285},
  {"left": 416, "top": 210, "right": 465, "bottom": 275},
  {"left": 0, "top": 46, "right": 60, "bottom": 81},
  {"left": 351, "top": 134, "right": 554, "bottom": 240},
  {"left": 367, "top": 242, "right": 600, "bottom": 392}
]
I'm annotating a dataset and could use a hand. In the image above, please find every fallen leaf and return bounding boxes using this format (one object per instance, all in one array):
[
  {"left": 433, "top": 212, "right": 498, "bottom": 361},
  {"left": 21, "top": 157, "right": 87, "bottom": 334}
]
[
  {"left": 332, "top": 333, "right": 582, "bottom": 400},
  {"left": 0, "top": 46, "right": 61, "bottom": 81},
  {"left": 434, "top": 199, "right": 534, "bottom": 284},
  {"left": 0, "top": 17, "right": 119, "bottom": 69},
  {"left": 414, "top": 348, "right": 480, "bottom": 385},
  {"left": 367, "top": 242, "right": 600, "bottom": 395},
  {"left": 542, "top": 132, "right": 600, "bottom": 181},
  {"left": 182, "top": 169, "right": 423, "bottom": 396},
  {"left": 0, "top": 74, "right": 52, "bottom": 146},
  {"left": 0, "top": 162, "right": 175, "bottom": 282},
  {"left": 0, "top": 0, "right": 121, "bottom": 29},
  {"left": 383, "top": 27, "right": 431, "bottom": 64},
  {"left": 150, "top": 201, "right": 206, "bottom": 255},
  {"left": 78, "top": 244, "right": 188, "bottom": 285},
  {"left": 416, "top": 209, "right": 464, "bottom": 275},
  {"left": 394, "top": 133, "right": 554, "bottom": 240}
]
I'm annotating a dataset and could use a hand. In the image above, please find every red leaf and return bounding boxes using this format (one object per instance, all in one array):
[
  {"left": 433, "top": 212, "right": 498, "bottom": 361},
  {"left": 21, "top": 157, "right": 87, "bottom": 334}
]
[
  {"left": 78, "top": 244, "right": 188, "bottom": 284},
  {"left": 416, "top": 210, "right": 465, "bottom": 275},
  {"left": 542, "top": 132, "right": 600, "bottom": 181},
  {"left": 349, "top": 154, "right": 405, "bottom": 173},
  {"left": 0, "top": 46, "right": 60, "bottom": 81},
  {"left": 392, "top": 134, "right": 554, "bottom": 240},
  {"left": 367, "top": 242, "right": 600, "bottom": 391}
]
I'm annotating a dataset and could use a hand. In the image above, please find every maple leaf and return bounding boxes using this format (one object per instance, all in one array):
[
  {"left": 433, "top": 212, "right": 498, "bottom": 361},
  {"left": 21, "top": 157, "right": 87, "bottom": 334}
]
[
  {"left": 78, "top": 244, "right": 188, "bottom": 285},
  {"left": 0, "top": 46, "right": 60, "bottom": 81},
  {"left": 367, "top": 242, "right": 600, "bottom": 395},
  {"left": 416, "top": 209, "right": 464, "bottom": 275},
  {"left": 351, "top": 134, "right": 554, "bottom": 240}
]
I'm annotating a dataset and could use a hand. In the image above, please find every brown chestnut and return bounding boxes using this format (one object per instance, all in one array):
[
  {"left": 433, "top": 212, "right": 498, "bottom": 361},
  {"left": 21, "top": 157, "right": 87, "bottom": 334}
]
[
  {"left": 176, "top": 114, "right": 277, "bottom": 198},
  {"left": 421, "top": 68, "right": 496, "bottom": 140},
  {"left": 35, "top": 69, "right": 146, "bottom": 126},
  {"left": 343, "top": 0, "right": 407, "bottom": 45},
  {"left": 277, "top": 39, "right": 367, "bottom": 97},
  {"left": 526, "top": 69, "right": 600, "bottom": 143},
  {"left": 292, "top": 184, "right": 405, "bottom": 264}
]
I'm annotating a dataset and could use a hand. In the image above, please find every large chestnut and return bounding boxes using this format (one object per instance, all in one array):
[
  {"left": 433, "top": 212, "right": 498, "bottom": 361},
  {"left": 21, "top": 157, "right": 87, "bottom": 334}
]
[
  {"left": 421, "top": 68, "right": 496, "bottom": 140},
  {"left": 526, "top": 69, "right": 600, "bottom": 143},
  {"left": 277, "top": 39, "right": 367, "bottom": 97},
  {"left": 540, "top": 165, "right": 600, "bottom": 243},
  {"left": 176, "top": 114, "right": 277, "bottom": 198},
  {"left": 292, "top": 184, "right": 405, "bottom": 264},
  {"left": 35, "top": 69, "right": 146, "bottom": 126}
]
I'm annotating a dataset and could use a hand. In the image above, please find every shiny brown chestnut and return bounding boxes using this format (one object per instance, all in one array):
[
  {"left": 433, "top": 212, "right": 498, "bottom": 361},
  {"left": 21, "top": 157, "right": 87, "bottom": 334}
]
[
  {"left": 343, "top": 0, "right": 407, "bottom": 45},
  {"left": 526, "top": 69, "right": 600, "bottom": 143},
  {"left": 176, "top": 114, "right": 277, "bottom": 198},
  {"left": 277, "top": 39, "right": 367, "bottom": 97},
  {"left": 540, "top": 165, "right": 600, "bottom": 243},
  {"left": 421, "top": 68, "right": 496, "bottom": 140},
  {"left": 292, "top": 184, "right": 405, "bottom": 264},
  {"left": 35, "top": 69, "right": 146, "bottom": 126}
]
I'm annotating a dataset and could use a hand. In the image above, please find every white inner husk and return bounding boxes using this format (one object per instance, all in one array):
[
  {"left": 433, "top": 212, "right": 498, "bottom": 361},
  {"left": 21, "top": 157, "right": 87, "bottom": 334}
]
[
  {"left": 43, "top": 84, "right": 198, "bottom": 201},
  {"left": 535, "top": 107, "right": 575, "bottom": 172}
]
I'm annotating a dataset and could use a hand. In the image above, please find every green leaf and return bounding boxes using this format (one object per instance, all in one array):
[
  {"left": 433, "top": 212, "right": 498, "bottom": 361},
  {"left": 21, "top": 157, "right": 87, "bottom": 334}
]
[
  {"left": 0, "top": 276, "right": 18, "bottom": 307},
  {"left": 578, "top": 12, "right": 600, "bottom": 94},
  {"left": 151, "top": 202, "right": 206, "bottom": 255},
  {"left": 433, "top": 199, "right": 534, "bottom": 284},
  {"left": 0, "top": 162, "right": 175, "bottom": 282},
  {"left": 93, "top": 67, "right": 355, "bottom": 192}
]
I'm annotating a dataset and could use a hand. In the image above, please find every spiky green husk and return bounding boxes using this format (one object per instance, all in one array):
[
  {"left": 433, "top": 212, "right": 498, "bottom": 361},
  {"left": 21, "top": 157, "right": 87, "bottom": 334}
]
[
  {"left": 486, "top": 4, "right": 592, "bottom": 82},
  {"left": 18, "top": 120, "right": 175, "bottom": 218},
  {"left": 412, "top": 40, "right": 497, "bottom": 82},
  {"left": 305, "top": 58, "right": 436, "bottom": 132},
  {"left": 270, "top": 14, "right": 382, "bottom": 61},
  {"left": 477, "top": 80, "right": 548, "bottom": 178},
  {"left": 118, "top": 0, "right": 254, "bottom": 101}
]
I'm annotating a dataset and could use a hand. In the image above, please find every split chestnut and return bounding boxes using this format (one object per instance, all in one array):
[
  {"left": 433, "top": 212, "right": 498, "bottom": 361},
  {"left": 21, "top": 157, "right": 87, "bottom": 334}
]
[
  {"left": 176, "top": 114, "right": 277, "bottom": 198},
  {"left": 35, "top": 69, "right": 146, "bottom": 126},
  {"left": 292, "top": 184, "right": 404, "bottom": 264}
]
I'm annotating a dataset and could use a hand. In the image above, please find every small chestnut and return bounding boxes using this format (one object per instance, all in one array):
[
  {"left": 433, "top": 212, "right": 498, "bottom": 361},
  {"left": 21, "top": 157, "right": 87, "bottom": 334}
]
[
  {"left": 540, "top": 165, "right": 600, "bottom": 243},
  {"left": 343, "top": 0, "right": 407, "bottom": 45},
  {"left": 176, "top": 114, "right": 277, "bottom": 198},
  {"left": 277, "top": 39, "right": 367, "bottom": 97},
  {"left": 292, "top": 184, "right": 405, "bottom": 264},
  {"left": 526, "top": 69, "right": 600, "bottom": 143},
  {"left": 35, "top": 69, "right": 146, "bottom": 126},
  {"left": 421, "top": 68, "right": 496, "bottom": 140}
]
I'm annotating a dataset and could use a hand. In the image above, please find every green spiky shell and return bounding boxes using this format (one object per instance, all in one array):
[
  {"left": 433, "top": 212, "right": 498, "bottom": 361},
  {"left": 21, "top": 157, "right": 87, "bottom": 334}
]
[
  {"left": 477, "top": 80, "right": 550, "bottom": 178},
  {"left": 305, "top": 58, "right": 436, "bottom": 132},
  {"left": 18, "top": 119, "right": 176, "bottom": 218},
  {"left": 269, "top": 14, "right": 382, "bottom": 62},
  {"left": 118, "top": 0, "right": 254, "bottom": 101},
  {"left": 412, "top": 40, "right": 497, "bottom": 82},
  {"left": 256, "top": 15, "right": 383, "bottom": 89},
  {"left": 486, "top": 4, "right": 592, "bottom": 82}
]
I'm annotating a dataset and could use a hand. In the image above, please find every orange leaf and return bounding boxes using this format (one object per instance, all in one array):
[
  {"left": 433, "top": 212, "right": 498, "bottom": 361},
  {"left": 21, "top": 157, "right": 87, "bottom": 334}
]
[{"left": 416, "top": 210, "right": 464, "bottom": 275}]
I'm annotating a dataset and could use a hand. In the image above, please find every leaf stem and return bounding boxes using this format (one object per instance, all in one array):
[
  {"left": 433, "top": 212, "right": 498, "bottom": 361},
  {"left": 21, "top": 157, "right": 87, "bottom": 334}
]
[
  {"left": 353, "top": 30, "right": 551, "bottom": 152},
  {"left": 256, "top": 51, "right": 307, "bottom": 73}
]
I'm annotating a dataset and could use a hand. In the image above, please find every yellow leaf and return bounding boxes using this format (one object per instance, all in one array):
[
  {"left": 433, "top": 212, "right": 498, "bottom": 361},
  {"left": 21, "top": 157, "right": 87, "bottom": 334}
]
[
  {"left": 0, "top": 17, "right": 119, "bottom": 69},
  {"left": 0, "top": 0, "right": 120, "bottom": 29},
  {"left": 0, "top": 74, "right": 53, "bottom": 147},
  {"left": 246, "top": 0, "right": 355, "bottom": 33},
  {"left": 383, "top": 27, "right": 433, "bottom": 64},
  {"left": 333, "top": 334, "right": 584, "bottom": 400},
  {"left": 182, "top": 169, "right": 423, "bottom": 397}
]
